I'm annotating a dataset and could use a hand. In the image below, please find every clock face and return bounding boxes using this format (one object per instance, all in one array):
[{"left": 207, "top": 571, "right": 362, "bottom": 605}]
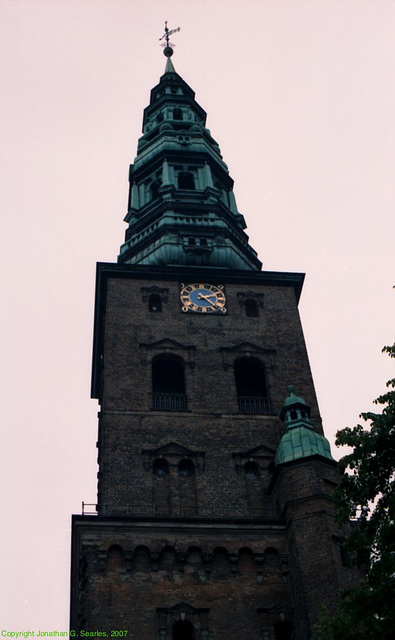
[{"left": 180, "top": 283, "right": 227, "bottom": 314}]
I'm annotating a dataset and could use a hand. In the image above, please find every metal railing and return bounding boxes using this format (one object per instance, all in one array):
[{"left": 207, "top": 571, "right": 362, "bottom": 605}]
[
  {"left": 238, "top": 396, "right": 271, "bottom": 414},
  {"left": 82, "top": 502, "right": 98, "bottom": 515},
  {"left": 82, "top": 502, "right": 151, "bottom": 516},
  {"left": 152, "top": 393, "right": 187, "bottom": 411}
]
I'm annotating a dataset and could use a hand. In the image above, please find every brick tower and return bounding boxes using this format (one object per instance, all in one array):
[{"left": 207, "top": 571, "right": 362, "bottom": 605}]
[{"left": 70, "top": 41, "right": 354, "bottom": 640}]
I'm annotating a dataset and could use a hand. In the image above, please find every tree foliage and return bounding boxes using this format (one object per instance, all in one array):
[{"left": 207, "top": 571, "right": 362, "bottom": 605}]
[{"left": 315, "top": 344, "right": 395, "bottom": 639}]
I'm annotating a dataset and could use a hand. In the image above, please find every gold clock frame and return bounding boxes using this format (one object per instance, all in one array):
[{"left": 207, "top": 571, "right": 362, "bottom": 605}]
[{"left": 180, "top": 283, "right": 227, "bottom": 314}]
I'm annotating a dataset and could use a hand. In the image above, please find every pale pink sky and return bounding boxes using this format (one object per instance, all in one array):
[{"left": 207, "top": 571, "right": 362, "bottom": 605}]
[{"left": 1, "top": 0, "right": 394, "bottom": 632}]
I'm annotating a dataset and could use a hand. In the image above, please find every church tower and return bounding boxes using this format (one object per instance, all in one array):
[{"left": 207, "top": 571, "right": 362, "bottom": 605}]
[{"left": 70, "top": 33, "right": 355, "bottom": 640}]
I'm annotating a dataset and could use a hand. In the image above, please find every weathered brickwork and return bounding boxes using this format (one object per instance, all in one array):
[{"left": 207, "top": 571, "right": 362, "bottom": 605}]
[
  {"left": 71, "top": 519, "right": 293, "bottom": 640},
  {"left": 70, "top": 52, "right": 360, "bottom": 638},
  {"left": 70, "top": 264, "right": 358, "bottom": 640},
  {"left": 99, "top": 274, "right": 320, "bottom": 426}
]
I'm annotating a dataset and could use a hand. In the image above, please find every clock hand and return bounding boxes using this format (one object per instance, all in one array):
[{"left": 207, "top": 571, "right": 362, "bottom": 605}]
[
  {"left": 197, "top": 293, "right": 216, "bottom": 304},
  {"left": 197, "top": 293, "right": 216, "bottom": 300}
]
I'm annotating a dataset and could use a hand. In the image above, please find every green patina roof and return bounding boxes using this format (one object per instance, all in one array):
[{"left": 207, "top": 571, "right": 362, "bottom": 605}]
[
  {"left": 275, "top": 424, "right": 334, "bottom": 465},
  {"left": 165, "top": 56, "right": 176, "bottom": 74},
  {"left": 282, "top": 386, "right": 307, "bottom": 408},
  {"left": 275, "top": 386, "right": 335, "bottom": 465},
  {"left": 280, "top": 384, "right": 311, "bottom": 418}
]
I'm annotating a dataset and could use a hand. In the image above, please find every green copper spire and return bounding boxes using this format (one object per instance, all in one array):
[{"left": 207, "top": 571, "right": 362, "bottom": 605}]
[
  {"left": 164, "top": 56, "right": 176, "bottom": 74},
  {"left": 275, "top": 386, "right": 334, "bottom": 465},
  {"left": 117, "top": 29, "right": 261, "bottom": 270}
]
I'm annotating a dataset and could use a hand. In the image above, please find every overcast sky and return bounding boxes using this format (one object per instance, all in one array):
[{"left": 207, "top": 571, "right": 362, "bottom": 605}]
[{"left": 1, "top": 0, "right": 394, "bottom": 632}]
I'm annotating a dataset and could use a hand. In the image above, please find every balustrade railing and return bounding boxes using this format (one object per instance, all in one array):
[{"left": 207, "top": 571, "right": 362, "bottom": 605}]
[
  {"left": 152, "top": 392, "right": 187, "bottom": 411},
  {"left": 238, "top": 396, "right": 271, "bottom": 414}
]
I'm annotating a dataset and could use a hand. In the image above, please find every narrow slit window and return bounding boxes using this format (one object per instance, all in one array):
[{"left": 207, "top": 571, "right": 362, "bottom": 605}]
[
  {"left": 178, "top": 172, "right": 195, "bottom": 190},
  {"left": 245, "top": 298, "right": 259, "bottom": 317},
  {"left": 149, "top": 294, "right": 162, "bottom": 312}
]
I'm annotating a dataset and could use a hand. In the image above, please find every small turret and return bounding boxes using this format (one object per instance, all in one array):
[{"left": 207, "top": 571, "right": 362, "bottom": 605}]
[{"left": 275, "top": 385, "right": 334, "bottom": 464}]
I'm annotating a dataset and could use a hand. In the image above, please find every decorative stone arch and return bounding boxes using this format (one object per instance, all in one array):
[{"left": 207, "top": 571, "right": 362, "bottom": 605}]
[
  {"left": 233, "top": 445, "right": 276, "bottom": 476},
  {"left": 140, "top": 338, "right": 196, "bottom": 369},
  {"left": 219, "top": 342, "right": 276, "bottom": 373},
  {"left": 257, "top": 602, "right": 294, "bottom": 640},
  {"left": 141, "top": 286, "right": 169, "bottom": 312},
  {"left": 142, "top": 442, "right": 204, "bottom": 516},
  {"left": 237, "top": 290, "right": 265, "bottom": 316},
  {"left": 233, "top": 445, "right": 276, "bottom": 518},
  {"left": 142, "top": 442, "right": 205, "bottom": 474},
  {"left": 157, "top": 602, "right": 210, "bottom": 640}
]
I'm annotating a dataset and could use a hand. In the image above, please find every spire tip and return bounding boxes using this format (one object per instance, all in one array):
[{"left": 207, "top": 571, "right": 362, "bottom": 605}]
[{"left": 159, "top": 21, "right": 180, "bottom": 59}]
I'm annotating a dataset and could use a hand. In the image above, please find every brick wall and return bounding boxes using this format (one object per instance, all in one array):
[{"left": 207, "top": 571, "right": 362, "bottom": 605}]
[{"left": 69, "top": 267, "right": 355, "bottom": 640}]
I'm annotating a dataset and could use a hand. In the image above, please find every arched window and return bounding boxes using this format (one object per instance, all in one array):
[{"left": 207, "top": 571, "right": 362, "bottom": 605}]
[
  {"left": 173, "top": 108, "right": 183, "bottom": 121},
  {"left": 152, "top": 354, "right": 187, "bottom": 411},
  {"left": 173, "top": 620, "right": 194, "bottom": 640},
  {"left": 160, "top": 545, "right": 176, "bottom": 568},
  {"left": 274, "top": 620, "right": 293, "bottom": 640},
  {"left": 244, "top": 461, "right": 259, "bottom": 480},
  {"left": 178, "top": 171, "right": 195, "bottom": 190},
  {"left": 234, "top": 357, "right": 270, "bottom": 414},
  {"left": 150, "top": 178, "right": 161, "bottom": 199},
  {"left": 153, "top": 458, "right": 169, "bottom": 477},
  {"left": 178, "top": 459, "right": 195, "bottom": 477},
  {"left": 149, "top": 294, "right": 162, "bottom": 312},
  {"left": 245, "top": 298, "right": 259, "bottom": 317},
  {"left": 133, "top": 545, "right": 151, "bottom": 571},
  {"left": 106, "top": 545, "right": 124, "bottom": 572}
]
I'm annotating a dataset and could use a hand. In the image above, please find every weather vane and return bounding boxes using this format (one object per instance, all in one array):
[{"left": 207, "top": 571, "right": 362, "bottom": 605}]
[{"left": 159, "top": 21, "right": 181, "bottom": 57}]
